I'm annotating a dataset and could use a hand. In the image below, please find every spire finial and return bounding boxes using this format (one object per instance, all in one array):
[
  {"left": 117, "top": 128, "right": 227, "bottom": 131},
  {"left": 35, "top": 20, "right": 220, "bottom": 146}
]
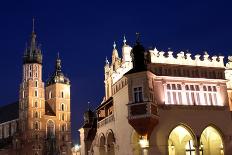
[
  {"left": 56, "top": 52, "right": 61, "bottom": 71},
  {"left": 113, "top": 41, "right": 116, "bottom": 49},
  {"left": 87, "top": 101, "right": 90, "bottom": 110},
  {"left": 123, "top": 34, "right": 127, "bottom": 45},
  {"left": 32, "top": 18, "right": 35, "bottom": 33},
  {"left": 57, "top": 52, "right": 60, "bottom": 59},
  {"left": 136, "top": 32, "right": 140, "bottom": 43},
  {"left": 105, "top": 56, "right": 109, "bottom": 64}
]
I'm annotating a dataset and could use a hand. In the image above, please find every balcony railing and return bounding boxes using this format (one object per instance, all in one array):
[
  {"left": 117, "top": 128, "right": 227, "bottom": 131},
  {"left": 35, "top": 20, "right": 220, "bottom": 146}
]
[
  {"left": 97, "top": 114, "right": 115, "bottom": 128},
  {"left": 128, "top": 101, "right": 158, "bottom": 119}
]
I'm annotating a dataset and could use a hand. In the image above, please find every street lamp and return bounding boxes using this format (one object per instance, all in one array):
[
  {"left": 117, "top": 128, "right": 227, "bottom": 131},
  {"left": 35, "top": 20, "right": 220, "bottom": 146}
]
[
  {"left": 74, "top": 144, "right": 80, "bottom": 155},
  {"left": 139, "top": 136, "right": 149, "bottom": 155}
]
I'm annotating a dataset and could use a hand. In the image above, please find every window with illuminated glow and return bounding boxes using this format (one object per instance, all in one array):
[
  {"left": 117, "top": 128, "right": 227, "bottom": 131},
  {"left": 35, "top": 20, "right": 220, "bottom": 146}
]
[
  {"left": 168, "top": 125, "right": 195, "bottom": 155},
  {"left": 165, "top": 83, "right": 220, "bottom": 106},
  {"left": 185, "top": 140, "right": 195, "bottom": 155},
  {"left": 200, "top": 126, "right": 224, "bottom": 155}
]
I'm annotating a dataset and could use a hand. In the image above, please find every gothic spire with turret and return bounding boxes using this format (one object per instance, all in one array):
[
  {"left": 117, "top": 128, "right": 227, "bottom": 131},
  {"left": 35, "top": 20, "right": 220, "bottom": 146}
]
[{"left": 23, "top": 19, "right": 42, "bottom": 64}]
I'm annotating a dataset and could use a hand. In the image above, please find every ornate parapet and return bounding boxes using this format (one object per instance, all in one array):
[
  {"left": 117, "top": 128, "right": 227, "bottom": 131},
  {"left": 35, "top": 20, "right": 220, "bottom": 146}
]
[
  {"left": 150, "top": 48, "right": 225, "bottom": 68},
  {"left": 111, "top": 61, "right": 133, "bottom": 84},
  {"left": 226, "top": 56, "right": 232, "bottom": 69},
  {"left": 225, "top": 56, "right": 232, "bottom": 89}
]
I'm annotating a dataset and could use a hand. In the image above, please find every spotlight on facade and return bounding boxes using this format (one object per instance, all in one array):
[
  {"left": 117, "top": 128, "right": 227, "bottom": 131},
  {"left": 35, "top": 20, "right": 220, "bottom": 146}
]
[{"left": 139, "top": 137, "right": 149, "bottom": 148}]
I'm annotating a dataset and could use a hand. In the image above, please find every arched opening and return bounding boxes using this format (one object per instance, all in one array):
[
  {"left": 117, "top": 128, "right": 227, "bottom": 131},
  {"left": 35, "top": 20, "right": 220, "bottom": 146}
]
[
  {"left": 61, "top": 103, "right": 65, "bottom": 111},
  {"left": 168, "top": 125, "right": 196, "bottom": 155},
  {"left": 61, "top": 91, "right": 64, "bottom": 98},
  {"left": 35, "top": 111, "right": 38, "bottom": 118},
  {"left": 200, "top": 126, "right": 224, "bottom": 155},
  {"left": 131, "top": 131, "right": 142, "bottom": 155},
  {"left": 99, "top": 134, "right": 106, "bottom": 155},
  {"left": 34, "top": 122, "right": 39, "bottom": 130},
  {"left": 106, "top": 130, "right": 115, "bottom": 155},
  {"left": 49, "top": 91, "right": 52, "bottom": 99},
  {"left": 46, "top": 120, "right": 55, "bottom": 138}
]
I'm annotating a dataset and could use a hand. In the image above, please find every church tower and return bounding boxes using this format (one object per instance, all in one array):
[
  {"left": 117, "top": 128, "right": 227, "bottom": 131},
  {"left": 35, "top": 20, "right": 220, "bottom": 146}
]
[
  {"left": 45, "top": 54, "right": 71, "bottom": 154},
  {"left": 18, "top": 20, "right": 46, "bottom": 154}
]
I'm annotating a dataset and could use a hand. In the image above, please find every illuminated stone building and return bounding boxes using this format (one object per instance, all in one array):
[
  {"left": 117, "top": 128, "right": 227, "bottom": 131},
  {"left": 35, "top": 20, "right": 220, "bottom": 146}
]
[
  {"left": 80, "top": 36, "right": 232, "bottom": 155},
  {"left": 0, "top": 24, "right": 72, "bottom": 155}
]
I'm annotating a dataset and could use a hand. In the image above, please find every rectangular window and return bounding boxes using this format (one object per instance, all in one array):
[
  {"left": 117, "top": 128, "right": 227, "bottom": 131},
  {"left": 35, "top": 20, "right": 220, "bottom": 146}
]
[
  {"left": 167, "top": 92, "right": 171, "bottom": 104},
  {"left": 134, "top": 87, "right": 143, "bottom": 103},
  {"left": 178, "top": 92, "right": 182, "bottom": 105}
]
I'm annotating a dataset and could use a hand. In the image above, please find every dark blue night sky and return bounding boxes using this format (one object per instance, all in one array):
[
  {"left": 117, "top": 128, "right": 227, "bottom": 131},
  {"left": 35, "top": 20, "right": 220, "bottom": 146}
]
[{"left": 0, "top": 0, "right": 231, "bottom": 144}]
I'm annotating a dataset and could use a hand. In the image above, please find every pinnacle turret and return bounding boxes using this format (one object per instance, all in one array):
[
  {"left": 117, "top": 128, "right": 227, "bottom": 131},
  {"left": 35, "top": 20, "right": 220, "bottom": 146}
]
[{"left": 46, "top": 53, "right": 70, "bottom": 86}]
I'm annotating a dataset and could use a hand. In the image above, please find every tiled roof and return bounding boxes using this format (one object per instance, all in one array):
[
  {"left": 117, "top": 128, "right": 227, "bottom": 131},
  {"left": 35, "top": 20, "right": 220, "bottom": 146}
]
[{"left": 0, "top": 102, "right": 19, "bottom": 124}]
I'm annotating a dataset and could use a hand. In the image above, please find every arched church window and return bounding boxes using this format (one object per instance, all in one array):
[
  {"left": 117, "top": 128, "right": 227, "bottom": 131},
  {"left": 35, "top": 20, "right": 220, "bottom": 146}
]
[
  {"left": 61, "top": 91, "right": 64, "bottom": 98},
  {"left": 35, "top": 101, "right": 38, "bottom": 107},
  {"left": 35, "top": 90, "right": 38, "bottom": 97},
  {"left": 61, "top": 124, "right": 66, "bottom": 131},
  {"left": 35, "top": 122, "right": 39, "bottom": 130},
  {"left": 61, "top": 104, "right": 65, "bottom": 111},
  {"left": 62, "top": 114, "right": 65, "bottom": 121},
  {"left": 35, "top": 111, "right": 38, "bottom": 118},
  {"left": 47, "top": 120, "right": 55, "bottom": 138},
  {"left": 49, "top": 91, "right": 52, "bottom": 99},
  {"left": 35, "top": 81, "right": 38, "bottom": 87}
]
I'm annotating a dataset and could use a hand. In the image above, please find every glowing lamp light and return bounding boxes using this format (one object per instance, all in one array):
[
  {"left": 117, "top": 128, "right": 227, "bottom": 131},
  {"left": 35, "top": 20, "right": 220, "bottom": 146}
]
[
  {"left": 200, "top": 142, "right": 203, "bottom": 148},
  {"left": 171, "top": 144, "right": 174, "bottom": 150},
  {"left": 220, "top": 143, "right": 224, "bottom": 155},
  {"left": 74, "top": 144, "right": 80, "bottom": 151},
  {"left": 139, "top": 139, "right": 149, "bottom": 148}
]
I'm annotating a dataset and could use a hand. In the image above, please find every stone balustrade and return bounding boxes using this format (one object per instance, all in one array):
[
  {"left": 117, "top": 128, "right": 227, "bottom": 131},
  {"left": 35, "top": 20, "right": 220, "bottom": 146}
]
[
  {"left": 150, "top": 48, "right": 227, "bottom": 68},
  {"left": 97, "top": 114, "right": 115, "bottom": 128}
]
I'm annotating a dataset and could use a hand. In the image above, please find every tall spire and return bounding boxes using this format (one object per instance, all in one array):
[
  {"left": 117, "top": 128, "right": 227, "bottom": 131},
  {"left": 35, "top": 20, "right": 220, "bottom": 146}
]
[
  {"left": 56, "top": 52, "right": 62, "bottom": 72},
  {"left": 123, "top": 35, "right": 127, "bottom": 45},
  {"left": 23, "top": 19, "right": 42, "bottom": 64},
  {"left": 105, "top": 57, "right": 109, "bottom": 65},
  {"left": 32, "top": 18, "right": 35, "bottom": 33},
  {"left": 46, "top": 53, "right": 70, "bottom": 86},
  {"left": 136, "top": 32, "right": 140, "bottom": 44},
  {"left": 113, "top": 41, "right": 116, "bottom": 49}
]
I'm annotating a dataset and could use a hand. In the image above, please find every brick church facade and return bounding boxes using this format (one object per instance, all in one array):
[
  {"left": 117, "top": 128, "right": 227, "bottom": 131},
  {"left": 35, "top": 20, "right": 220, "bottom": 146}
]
[{"left": 0, "top": 24, "right": 72, "bottom": 155}]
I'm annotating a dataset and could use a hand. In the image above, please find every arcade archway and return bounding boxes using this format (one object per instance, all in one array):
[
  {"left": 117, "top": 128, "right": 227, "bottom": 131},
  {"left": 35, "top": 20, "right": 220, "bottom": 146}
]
[
  {"left": 200, "top": 126, "right": 224, "bottom": 155},
  {"left": 168, "top": 125, "right": 196, "bottom": 155}
]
